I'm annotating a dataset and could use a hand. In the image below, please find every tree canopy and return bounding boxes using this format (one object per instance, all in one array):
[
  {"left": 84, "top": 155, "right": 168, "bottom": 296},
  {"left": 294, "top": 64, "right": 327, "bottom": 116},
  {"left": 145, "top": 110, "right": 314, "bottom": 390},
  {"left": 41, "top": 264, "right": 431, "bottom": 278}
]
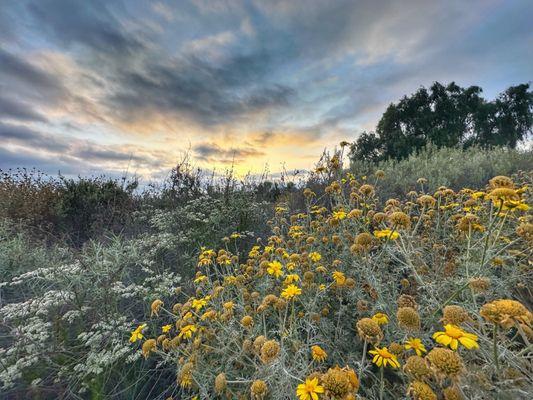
[{"left": 350, "top": 82, "right": 533, "bottom": 162}]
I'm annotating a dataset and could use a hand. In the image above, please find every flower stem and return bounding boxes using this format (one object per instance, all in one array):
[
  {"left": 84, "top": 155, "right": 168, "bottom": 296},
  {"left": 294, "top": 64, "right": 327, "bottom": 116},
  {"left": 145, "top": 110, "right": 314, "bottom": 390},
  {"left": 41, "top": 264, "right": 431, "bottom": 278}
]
[
  {"left": 493, "top": 324, "right": 500, "bottom": 375},
  {"left": 379, "top": 367, "right": 384, "bottom": 400},
  {"left": 359, "top": 340, "right": 368, "bottom": 378}
]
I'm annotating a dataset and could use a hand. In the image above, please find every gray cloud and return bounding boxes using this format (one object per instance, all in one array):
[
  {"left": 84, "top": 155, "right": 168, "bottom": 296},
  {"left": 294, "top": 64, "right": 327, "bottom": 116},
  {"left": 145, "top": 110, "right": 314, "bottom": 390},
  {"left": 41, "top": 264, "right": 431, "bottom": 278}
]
[
  {"left": 73, "top": 146, "right": 157, "bottom": 165},
  {"left": 108, "top": 53, "right": 294, "bottom": 125},
  {"left": 27, "top": 0, "right": 143, "bottom": 55},
  {"left": 0, "top": 122, "right": 168, "bottom": 173},
  {"left": 0, "top": 95, "right": 47, "bottom": 122},
  {"left": 0, "top": 47, "right": 68, "bottom": 108},
  {"left": 0, "top": 122, "right": 69, "bottom": 152},
  {"left": 194, "top": 142, "right": 265, "bottom": 163}
]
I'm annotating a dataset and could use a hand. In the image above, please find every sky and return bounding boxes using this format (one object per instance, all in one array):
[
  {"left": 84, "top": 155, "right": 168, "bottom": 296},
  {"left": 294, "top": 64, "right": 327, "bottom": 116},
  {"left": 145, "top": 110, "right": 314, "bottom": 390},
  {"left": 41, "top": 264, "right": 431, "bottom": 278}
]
[{"left": 0, "top": 0, "right": 532, "bottom": 180}]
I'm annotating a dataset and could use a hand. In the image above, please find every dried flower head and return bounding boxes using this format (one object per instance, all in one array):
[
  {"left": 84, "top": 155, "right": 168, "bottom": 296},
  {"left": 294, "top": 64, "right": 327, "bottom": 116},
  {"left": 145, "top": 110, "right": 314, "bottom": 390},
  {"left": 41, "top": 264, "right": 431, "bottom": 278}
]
[
  {"left": 404, "top": 355, "right": 432, "bottom": 381},
  {"left": 489, "top": 175, "right": 514, "bottom": 189},
  {"left": 480, "top": 299, "right": 532, "bottom": 329},
  {"left": 142, "top": 339, "right": 157, "bottom": 359},
  {"left": 516, "top": 222, "right": 533, "bottom": 242},
  {"left": 356, "top": 318, "right": 383, "bottom": 344},
  {"left": 214, "top": 372, "right": 227, "bottom": 394},
  {"left": 151, "top": 299, "right": 164, "bottom": 316},
  {"left": 417, "top": 195, "right": 436, "bottom": 208},
  {"left": 442, "top": 305, "right": 470, "bottom": 326},
  {"left": 354, "top": 232, "right": 373, "bottom": 249},
  {"left": 443, "top": 386, "right": 464, "bottom": 400},
  {"left": 468, "top": 277, "right": 491, "bottom": 293},
  {"left": 241, "top": 315, "right": 254, "bottom": 328},
  {"left": 359, "top": 184, "right": 375, "bottom": 196},
  {"left": 321, "top": 366, "right": 359, "bottom": 398},
  {"left": 398, "top": 294, "right": 418, "bottom": 309},
  {"left": 407, "top": 381, "right": 437, "bottom": 400},
  {"left": 250, "top": 379, "right": 268, "bottom": 399},
  {"left": 427, "top": 348, "right": 463, "bottom": 378},
  {"left": 260, "top": 340, "right": 281, "bottom": 364},
  {"left": 389, "top": 211, "right": 411, "bottom": 229},
  {"left": 397, "top": 307, "right": 421, "bottom": 331}
]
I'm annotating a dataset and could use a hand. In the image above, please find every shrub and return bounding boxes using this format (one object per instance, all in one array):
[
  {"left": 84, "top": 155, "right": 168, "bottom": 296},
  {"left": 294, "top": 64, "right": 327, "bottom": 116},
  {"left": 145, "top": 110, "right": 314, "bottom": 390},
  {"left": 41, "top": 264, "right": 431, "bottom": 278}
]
[
  {"left": 349, "top": 144, "right": 533, "bottom": 200},
  {"left": 55, "top": 176, "right": 137, "bottom": 245},
  {"left": 0, "top": 228, "right": 183, "bottom": 398},
  {"left": 139, "top": 170, "right": 532, "bottom": 399},
  {"left": 0, "top": 168, "right": 61, "bottom": 230}
]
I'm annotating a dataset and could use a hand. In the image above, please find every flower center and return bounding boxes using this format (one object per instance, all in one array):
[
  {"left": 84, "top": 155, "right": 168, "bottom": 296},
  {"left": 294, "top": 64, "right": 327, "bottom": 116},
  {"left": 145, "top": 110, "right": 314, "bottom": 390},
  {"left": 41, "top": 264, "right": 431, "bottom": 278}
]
[{"left": 446, "top": 326, "right": 463, "bottom": 338}]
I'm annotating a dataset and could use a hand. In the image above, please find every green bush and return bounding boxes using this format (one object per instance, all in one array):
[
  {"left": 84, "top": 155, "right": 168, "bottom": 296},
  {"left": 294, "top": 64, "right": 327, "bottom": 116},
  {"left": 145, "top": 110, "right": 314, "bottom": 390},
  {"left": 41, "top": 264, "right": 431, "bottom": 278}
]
[{"left": 349, "top": 145, "right": 533, "bottom": 199}]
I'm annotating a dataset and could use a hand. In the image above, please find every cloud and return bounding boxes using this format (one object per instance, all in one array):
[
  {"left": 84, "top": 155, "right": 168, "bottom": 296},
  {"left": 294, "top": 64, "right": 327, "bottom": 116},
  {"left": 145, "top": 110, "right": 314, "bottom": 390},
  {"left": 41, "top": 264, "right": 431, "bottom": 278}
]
[
  {"left": 106, "top": 52, "right": 294, "bottom": 127},
  {"left": 0, "top": 48, "right": 66, "bottom": 102},
  {"left": 193, "top": 142, "right": 265, "bottom": 163},
  {"left": 0, "top": 96, "right": 47, "bottom": 122},
  {"left": 27, "top": 0, "right": 143, "bottom": 55},
  {"left": 0, "top": 0, "right": 531, "bottom": 177},
  {"left": 0, "top": 122, "right": 69, "bottom": 152},
  {"left": 0, "top": 122, "right": 174, "bottom": 178}
]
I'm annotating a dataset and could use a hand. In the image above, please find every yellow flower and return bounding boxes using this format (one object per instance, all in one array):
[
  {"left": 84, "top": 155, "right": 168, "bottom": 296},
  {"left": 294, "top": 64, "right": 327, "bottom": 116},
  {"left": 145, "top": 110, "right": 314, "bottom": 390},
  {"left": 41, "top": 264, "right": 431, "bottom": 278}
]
[
  {"left": 267, "top": 261, "right": 284, "bottom": 278},
  {"left": 369, "top": 346, "right": 400, "bottom": 368},
  {"left": 319, "top": 284, "right": 326, "bottom": 291},
  {"left": 191, "top": 298, "right": 208, "bottom": 312},
  {"left": 296, "top": 377, "right": 324, "bottom": 400},
  {"left": 311, "top": 345, "right": 327, "bottom": 362},
  {"left": 309, "top": 252, "right": 322, "bottom": 262},
  {"left": 432, "top": 324, "right": 479, "bottom": 350},
  {"left": 281, "top": 284, "right": 302, "bottom": 300},
  {"left": 332, "top": 210, "right": 347, "bottom": 221},
  {"left": 371, "top": 312, "right": 389, "bottom": 325},
  {"left": 332, "top": 270, "right": 346, "bottom": 286},
  {"left": 129, "top": 323, "right": 147, "bottom": 343},
  {"left": 193, "top": 274, "right": 207, "bottom": 284},
  {"left": 373, "top": 229, "right": 399, "bottom": 240},
  {"left": 151, "top": 299, "right": 164, "bottom": 316},
  {"left": 162, "top": 324, "right": 172, "bottom": 333},
  {"left": 404, "top": 338, "right": 427, "bottom": 356},
  {"left": 178, "top": 324, "right": 197, "bottom": 340},
  {"left": 284, "top": 274, "right": 300, "bottom": 285},
  {"left": 500, "top": 200, "right": 530, "bottom": 212}
]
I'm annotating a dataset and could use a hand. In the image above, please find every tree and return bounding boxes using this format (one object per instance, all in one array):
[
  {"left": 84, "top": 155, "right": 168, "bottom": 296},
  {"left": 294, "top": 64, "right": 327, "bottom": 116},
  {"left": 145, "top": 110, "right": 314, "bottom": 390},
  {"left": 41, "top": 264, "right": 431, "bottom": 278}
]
[{"left": 350, "top": 82, "right": 532, "bottom": 162}]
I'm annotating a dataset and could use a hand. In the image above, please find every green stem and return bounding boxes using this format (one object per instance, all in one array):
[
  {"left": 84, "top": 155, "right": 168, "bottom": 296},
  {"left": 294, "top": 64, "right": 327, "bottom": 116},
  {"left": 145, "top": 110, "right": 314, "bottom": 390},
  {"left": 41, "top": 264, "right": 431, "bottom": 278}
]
[
  {"left": 379, "top": 367, "right": 384, "bottom": 400},
  {"left": 493, "top": 324, "right": 500, "bottom": 375},
  {"left": 359, "top": 340, "right": 368, "bottom": 378}
]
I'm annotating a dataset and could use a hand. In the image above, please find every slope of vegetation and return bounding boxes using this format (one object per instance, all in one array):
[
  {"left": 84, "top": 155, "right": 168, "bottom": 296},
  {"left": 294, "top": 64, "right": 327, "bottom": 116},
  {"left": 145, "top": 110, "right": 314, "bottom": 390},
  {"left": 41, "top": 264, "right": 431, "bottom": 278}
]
[{"left": 0, "top": 145, "right": 532, "bottom": 399}]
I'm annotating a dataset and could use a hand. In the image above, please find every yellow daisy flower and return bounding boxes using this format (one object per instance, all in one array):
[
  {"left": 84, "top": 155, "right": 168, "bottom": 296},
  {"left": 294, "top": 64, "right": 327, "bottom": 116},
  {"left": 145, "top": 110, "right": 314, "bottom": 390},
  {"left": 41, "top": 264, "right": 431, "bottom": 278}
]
[
  {"left": 281, "top": 284, "right": 302, "bottom": 300},
  {"left": 296, "top": 377, "right": 324, "bottom": 400},
  {"left": 129, "top": 323, "right": 147, "bottom": 343},
  {"left": 311, "top": 345, "right": 327, "bottom": 362},
  {"left": 178, "top": 324, "right": 197, "bottom": 340},
  {"left": 369, "top": 346, "right": 400, "bottom": 368},
  {"left": 432, "top": 324, "right": 479, "bottom": 350},
  {"left": 267, "top": 261, "right": 284, "bottom": 278},
  {"left": 404, "top": 337, "right": 427, "bottom": 356},
  {"left": 371, "top": 312, "right": 389, "bottom": 325},
  {"left": 373, "top": 229, "right": 399, "bottom": 240}
]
